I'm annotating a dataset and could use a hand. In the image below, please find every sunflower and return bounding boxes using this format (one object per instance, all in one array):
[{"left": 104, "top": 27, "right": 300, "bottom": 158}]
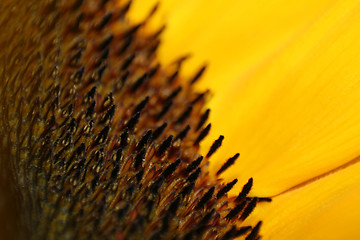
[
  {"left": 0, "top": 0, "right": 359, "bottom": 240},
  {"left": 129, "top": 0, "right": 360, "bottom": 239}
]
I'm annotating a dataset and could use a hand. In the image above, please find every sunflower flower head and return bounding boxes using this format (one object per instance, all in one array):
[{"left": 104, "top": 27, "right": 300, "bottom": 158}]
[{"left": 0, "top": 0, "right": 267, "bottom": 239}]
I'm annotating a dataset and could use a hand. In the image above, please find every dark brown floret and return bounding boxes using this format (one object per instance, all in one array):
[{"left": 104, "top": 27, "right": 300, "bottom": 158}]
[
  {"left": 195, "top": 123, "right": 212, "bottom": 145},
  {"left": 217, "top": 153, "right": 240, "bottom": 176},
  {"left": 207, "top": 135, "right": 225, "bottom": 157},
  {"left": 236, "top": 178, "right": 254, "bottom": 202},
  {"left": 216, "top": 179, "right": 238, "bottom": 199}
]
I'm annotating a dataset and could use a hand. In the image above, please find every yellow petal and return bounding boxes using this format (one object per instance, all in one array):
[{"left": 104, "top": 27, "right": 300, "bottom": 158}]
[
  {"left": 130, "top": 0, "right": 360, "bottom": 196},
  {"left": 202, "top": 0, "right": 360, "bottom": 196},
  {"left": 135, "top": 0, "right": 339, "bottom": 93},
  {"left": 246, "top": 157, "right": 360, "bottom": 240}
]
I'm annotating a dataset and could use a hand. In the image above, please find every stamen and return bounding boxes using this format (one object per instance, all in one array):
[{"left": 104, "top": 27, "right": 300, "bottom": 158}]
[
  {"left": 207, "top": 135, "right": 224, "bottom": 158},
  {"left": 195, "top": 123, "right": 211, "bottom": 145},
  {"left": 156, "top": 135, "right": 173, "bottom": 156},
  {"left": 236, "top": 178, "right": 253, "bottom": 202},
  {"left": 216, "top": 179, "right": 238, "bottom": 198},
  {"left": 190, "top": 65, "right": 207, "bottom": 84},
  {"left": 217, "top": 153, "right": 240, "bottom": 176}
]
